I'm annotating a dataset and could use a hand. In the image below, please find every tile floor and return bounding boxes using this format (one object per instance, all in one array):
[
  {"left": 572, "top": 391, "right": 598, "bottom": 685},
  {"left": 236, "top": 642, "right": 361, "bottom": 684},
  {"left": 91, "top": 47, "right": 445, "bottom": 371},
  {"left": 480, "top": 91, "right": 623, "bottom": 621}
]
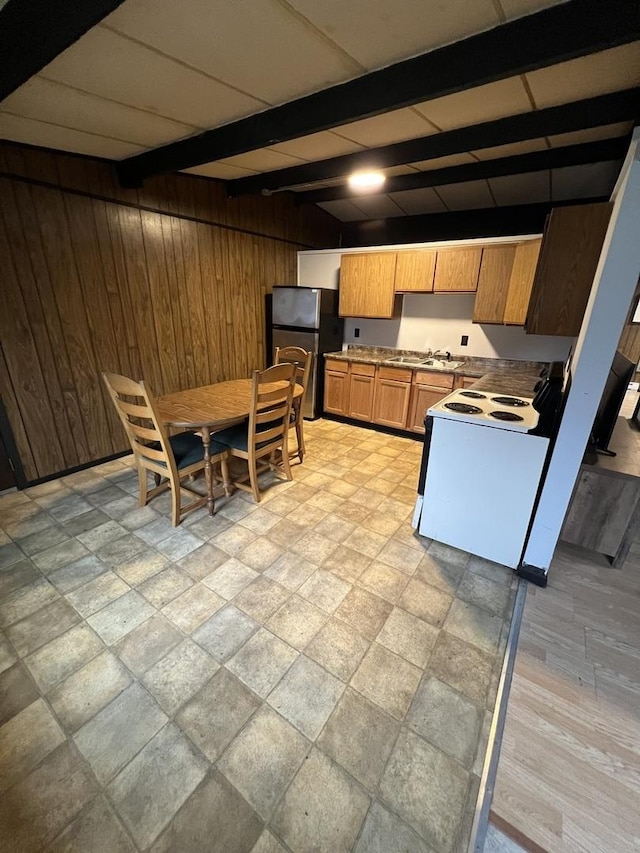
[{"left": 0, "top": 419, "right": 518, "bottom": 853}]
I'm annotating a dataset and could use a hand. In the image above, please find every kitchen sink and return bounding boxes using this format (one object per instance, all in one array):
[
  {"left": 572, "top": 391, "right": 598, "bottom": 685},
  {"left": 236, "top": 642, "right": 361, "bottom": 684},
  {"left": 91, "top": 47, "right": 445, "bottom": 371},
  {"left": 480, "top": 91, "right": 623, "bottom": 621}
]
[
  {"left": 422, "top": 358, "right": 464, "bottom": 370},
  {"left": 385, "top": 355, "right": 464, "bottom": 370},
  {"left": 385, "top": 355, "right": 429, "bottom": 364}
]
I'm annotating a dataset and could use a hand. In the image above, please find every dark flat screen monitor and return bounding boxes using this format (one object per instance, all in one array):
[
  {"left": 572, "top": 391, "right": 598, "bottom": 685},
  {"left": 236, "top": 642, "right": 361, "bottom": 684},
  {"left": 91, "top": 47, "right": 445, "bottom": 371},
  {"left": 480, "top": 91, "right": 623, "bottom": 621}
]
[{"left": 590, "top": 350, "right": 635, "bottom": 452}]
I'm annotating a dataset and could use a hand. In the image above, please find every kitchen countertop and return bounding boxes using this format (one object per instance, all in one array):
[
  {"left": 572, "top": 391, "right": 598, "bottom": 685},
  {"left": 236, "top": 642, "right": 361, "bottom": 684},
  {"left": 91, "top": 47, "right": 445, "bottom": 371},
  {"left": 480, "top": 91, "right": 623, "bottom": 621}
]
[{"left": 326, "top": 346, "right": 544, "bottom": 396}]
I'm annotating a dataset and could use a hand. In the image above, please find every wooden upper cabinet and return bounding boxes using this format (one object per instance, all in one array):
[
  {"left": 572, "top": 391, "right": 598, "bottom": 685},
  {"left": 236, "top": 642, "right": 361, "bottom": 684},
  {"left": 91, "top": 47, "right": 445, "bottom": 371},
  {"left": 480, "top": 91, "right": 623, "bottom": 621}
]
[
  {"left": 339, "top": 252, "right": 397, "bottom": 318},
  {"left": 472, "top": 245, "right": 517, "bottom": 324},
  {"left": 394, "top": 251, "right": 436, "bottom": 292},
  {"left": 525, "top": 203, "right": 613, "bottom": 336},
  {"left": 434, "top": 247, "right": 482, "bottom": 292},
  {"left": 503, "top": 239, "right": 542, "bottom": 325}
]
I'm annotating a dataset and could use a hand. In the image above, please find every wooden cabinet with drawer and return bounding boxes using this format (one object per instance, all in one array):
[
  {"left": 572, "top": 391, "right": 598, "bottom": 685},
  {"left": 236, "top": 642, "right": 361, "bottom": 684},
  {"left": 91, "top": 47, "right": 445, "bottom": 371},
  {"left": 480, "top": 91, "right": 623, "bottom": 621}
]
[
  {"left": 408, "top": 370, "right": 455, "bottom": 433},
  {"left": 373, "top": 366, "right": 412, "bottom": 429},
  {"left": 348, "top": 363, "right": 376, "bottom": 421},
  {"left": 323, "top": 359, "right": 350, "bottom": 416}
]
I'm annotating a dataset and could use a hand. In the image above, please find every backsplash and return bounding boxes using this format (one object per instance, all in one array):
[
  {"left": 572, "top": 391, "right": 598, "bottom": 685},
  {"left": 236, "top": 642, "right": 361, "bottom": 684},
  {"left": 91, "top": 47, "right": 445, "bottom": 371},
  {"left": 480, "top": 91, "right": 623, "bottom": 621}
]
[{"left": 342, "top": 293, "right": 574, "bottom": 362}]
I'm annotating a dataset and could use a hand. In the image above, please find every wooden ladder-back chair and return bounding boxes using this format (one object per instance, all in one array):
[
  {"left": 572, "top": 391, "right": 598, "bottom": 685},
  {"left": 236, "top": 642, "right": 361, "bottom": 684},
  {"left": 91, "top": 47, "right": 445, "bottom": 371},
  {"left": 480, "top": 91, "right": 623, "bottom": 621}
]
[
  {"left": 103, "top": 372, "right": 229, "bottom": 526},
  {"left": 274, "top": 346, "right": 313, "bottom": 462},
  {"left": 214, "top": 363, "right": 296, "bottom": 502}
]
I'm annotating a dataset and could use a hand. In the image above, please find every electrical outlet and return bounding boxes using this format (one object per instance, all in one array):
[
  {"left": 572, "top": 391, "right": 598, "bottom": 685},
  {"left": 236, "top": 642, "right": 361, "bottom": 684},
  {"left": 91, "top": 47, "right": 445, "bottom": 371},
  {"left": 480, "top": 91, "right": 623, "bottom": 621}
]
[
  {"left": 354, "top": 328, "right": 360, "bottom": 338},
  {"left": 461, "top": 335, "right": 469, "bottom": 346}
]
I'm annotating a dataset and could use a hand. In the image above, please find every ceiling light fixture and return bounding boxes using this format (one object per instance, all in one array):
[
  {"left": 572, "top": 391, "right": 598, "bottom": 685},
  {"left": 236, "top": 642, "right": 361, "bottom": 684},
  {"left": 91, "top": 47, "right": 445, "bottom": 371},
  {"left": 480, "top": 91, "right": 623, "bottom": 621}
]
[{"left": 348, "top": 170, "right": 386, "bottom": 191}]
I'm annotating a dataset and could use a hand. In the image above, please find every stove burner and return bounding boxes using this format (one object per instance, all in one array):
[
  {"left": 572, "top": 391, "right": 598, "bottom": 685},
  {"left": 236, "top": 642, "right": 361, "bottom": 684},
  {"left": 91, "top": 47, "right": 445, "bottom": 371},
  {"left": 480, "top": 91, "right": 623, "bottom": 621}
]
[
  {"left": 459, "top": 391, "right": 487, "bottom": 399},
  {"left": 489, "top": 410, "right": 524, "bottom": 422},
  {"left": 444, "top": 402, "right": 482, "bottom": 414},
  {"left": 491, "top": 396, "right": 529, "bottom": 407}
]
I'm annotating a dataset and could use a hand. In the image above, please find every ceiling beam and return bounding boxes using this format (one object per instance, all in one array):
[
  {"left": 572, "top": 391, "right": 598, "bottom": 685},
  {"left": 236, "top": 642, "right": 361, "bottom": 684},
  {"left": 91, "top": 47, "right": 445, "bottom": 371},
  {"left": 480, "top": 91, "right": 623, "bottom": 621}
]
[
  {"left": 0, "top": 0, "right": 126, "bottom": 102},
  {"left": 116, "top": 0, "right": 640, "bottom": 187},
  {"left": 295, "top": 137, "right": 629, "bottom": 204},
  {"left": 229, "top": 88, "right": 640, "bottom": 196},
  {"left": 340, "top": 199, "right": 609, "bottom": 247}
]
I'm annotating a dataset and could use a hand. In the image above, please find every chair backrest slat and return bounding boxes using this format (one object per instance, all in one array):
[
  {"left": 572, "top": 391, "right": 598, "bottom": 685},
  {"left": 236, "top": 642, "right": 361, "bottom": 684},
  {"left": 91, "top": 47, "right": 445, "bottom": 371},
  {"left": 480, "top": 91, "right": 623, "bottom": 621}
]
[
  {"left": 103, "top": 372, "right": 177, "bottom": 477},
  {"left": 248, "top": 364, "right": 295, "bottom": 453},
  {"left": 274, "top": 346, "right": 313, "bottom": 391}
]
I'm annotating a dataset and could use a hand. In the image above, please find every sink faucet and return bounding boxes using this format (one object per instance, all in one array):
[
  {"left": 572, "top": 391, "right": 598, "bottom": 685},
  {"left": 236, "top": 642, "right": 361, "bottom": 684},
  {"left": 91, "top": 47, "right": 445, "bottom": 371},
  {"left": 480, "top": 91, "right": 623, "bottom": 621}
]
[{"left": 433, "top": 349, "right": 451, "bottom": 361}]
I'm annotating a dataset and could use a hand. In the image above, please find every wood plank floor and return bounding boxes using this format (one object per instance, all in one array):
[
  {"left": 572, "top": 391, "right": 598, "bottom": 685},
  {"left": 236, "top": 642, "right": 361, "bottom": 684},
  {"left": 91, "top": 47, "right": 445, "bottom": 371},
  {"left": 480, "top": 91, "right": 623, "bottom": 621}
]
[{"left": 489, "top": 394, "right": 640, "bottom": 853}]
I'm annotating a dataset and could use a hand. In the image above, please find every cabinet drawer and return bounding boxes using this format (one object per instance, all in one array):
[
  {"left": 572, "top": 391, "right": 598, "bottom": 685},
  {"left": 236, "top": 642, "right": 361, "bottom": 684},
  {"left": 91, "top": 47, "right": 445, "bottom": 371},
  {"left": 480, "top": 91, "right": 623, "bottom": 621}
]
[
  {"left": 350, "top": 362, "right": 376, "bottom": 377},
  {"left": 325, "top": 359, "right": 349, "bottom": 373},
  {"left": 377, "top": 365, "right": 412, "bottom": 383},
  {"left": 414, "top": 370, "right": 454, "bottom": 389}
]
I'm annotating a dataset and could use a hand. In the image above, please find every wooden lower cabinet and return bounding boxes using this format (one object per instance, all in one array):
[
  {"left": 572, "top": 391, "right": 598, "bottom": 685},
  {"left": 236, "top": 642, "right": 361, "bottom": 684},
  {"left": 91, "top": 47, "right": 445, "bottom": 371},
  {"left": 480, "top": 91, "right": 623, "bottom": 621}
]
[
  {"left": 349, "top": 370, "right": 375, "bottom": 420},
  {"left": 324, "top": 369, "right": 350, "bottom": 415},
  {"left": 324, "top": 361, "right": 459, "bottom": 431},
  {"left": 373, "top": 378, "right": 411, "bottom": 429},
  {"left": 408, "top": 384, "right": 447, "bottom": 433}
]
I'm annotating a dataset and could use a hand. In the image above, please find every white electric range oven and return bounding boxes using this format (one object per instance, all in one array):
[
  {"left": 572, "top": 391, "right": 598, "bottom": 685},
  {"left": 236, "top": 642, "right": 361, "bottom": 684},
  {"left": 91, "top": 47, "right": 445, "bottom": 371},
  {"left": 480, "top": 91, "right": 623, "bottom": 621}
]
[{"left": 413, "top": 388, "right": 550, "bottom": 568}]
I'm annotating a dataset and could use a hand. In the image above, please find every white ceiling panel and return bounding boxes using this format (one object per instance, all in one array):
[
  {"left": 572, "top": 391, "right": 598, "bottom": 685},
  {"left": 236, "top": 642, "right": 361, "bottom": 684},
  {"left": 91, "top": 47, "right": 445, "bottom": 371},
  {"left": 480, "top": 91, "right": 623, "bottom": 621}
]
[
  {"left": 551, "top": 161, "right": 620, "bottom": 201},
  {"left": 270, "top": 131, "right": 364, "bottom": 161},
  {"left": 346, "top": 193, "right": 406, "bottom": 219},
  {"left": 497, "top": 0, "right": 567, "bottom": 19},
  {"left": 317, "top": 199, "right": 369, "bottom": 221},
  {"left": 411, "top": 152, "right": 477, "bottom": 171},
  {"left": 0, "top": 113, "right": 144, "bottom": 159},
  {"left": 388, "top": 187, "right": 448, "bottom": 215},
  {"left": 472, "top": 137, "right": 549, "bottom": 160},
  {"left": 526, "top": 43, "right": 640, "bottom": 109},
  {"left": 436, "top": 180, "right": 496, "bottom": 210},
  {"left": 285, "top": 0, "right": 501, "bottom": 70},
  {"left": 488, "top": 171, "right": 550, "bottom": 205},
  {"left": 1, "top": 77, "right": 195, "bottom": 148},
  {"left": 335, "top": 108, "right": 436, "bottom": 148},
  {"left": 183, "top": 162, "right": 258, "bottom": 180},
  {"left": 546, "top": 121, "right": 633, "bottom": 149},
  {"left": 40, "top": 26, "right": 264, "bottom": 128},
  {"left": 219, "top": 148, "right": 306, "bottom": 173},
  {"left": 414, "top": 76, "right": 532, "bottom": 131},
  {"left": 104, "top": 0, "right": 359, "bottom": 105}
]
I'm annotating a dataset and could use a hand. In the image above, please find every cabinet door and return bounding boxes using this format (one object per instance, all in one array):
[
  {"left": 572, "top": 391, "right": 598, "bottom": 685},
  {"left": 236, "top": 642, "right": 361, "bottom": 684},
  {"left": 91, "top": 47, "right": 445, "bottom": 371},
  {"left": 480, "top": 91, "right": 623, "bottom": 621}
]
[
  {"left": 373, "top": 380, "right": 411, "bottom": 429},
  {"left": 394, "top": 251, "right": 436, "bottom": 292},
  {"left": 525, "top": 203, "right": 612, "bottom": 336},
  {"left": 434, "top": 248, "right": 482, "bottom": 292},
  {"left": 339, "top": 252, "right": 397, "bottom": 318},
  {"left": 349, "top": 374, "right": 375, "bottom": 420},
  {"left": 472, "top": 245, "right": 516, "bottom": 323},
  {"left": 408, "top": 384, "right": 448, "bottom": 433},
  {"left": 503, "top": 239, "right": 542, "bottom": 325},
  {"left": 324, "top": 370, "right": 350, "bottom": 415}
]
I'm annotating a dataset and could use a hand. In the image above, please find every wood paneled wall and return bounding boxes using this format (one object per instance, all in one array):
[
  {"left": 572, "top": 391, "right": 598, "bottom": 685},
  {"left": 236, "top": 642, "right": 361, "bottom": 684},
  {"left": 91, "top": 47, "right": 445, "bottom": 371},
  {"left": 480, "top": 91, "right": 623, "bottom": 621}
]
[
  {"left": 618, "top": 279, "right": 640, "bottom": 374},
  {"left": 0, "top": 142, "right": 340, "bottom": 482}
]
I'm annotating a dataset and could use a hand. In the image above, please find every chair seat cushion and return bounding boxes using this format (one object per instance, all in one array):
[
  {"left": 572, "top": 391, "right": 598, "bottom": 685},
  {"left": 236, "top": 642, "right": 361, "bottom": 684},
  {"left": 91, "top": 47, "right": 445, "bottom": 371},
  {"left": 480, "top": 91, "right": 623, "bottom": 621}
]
[
  {"left": 214, "top": 419, "right": 281, "bottom": 453},
  {"left": 152, "top": 432, "right": 226, "bottom": 470}
]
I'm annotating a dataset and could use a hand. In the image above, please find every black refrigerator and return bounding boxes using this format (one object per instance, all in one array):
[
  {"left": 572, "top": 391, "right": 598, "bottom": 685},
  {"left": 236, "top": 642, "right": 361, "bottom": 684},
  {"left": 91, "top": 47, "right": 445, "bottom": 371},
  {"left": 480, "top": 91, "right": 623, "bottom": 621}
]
[{"left": 270, "top": 286, "right": 344, "bottom": 419}]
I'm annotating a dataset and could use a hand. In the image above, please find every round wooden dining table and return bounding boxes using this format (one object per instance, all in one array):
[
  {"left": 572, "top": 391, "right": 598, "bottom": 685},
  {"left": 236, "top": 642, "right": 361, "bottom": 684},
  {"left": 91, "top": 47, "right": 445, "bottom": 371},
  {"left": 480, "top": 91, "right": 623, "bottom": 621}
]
[{"left": 156, "top": 378, "right": 302, "bottom": 515}]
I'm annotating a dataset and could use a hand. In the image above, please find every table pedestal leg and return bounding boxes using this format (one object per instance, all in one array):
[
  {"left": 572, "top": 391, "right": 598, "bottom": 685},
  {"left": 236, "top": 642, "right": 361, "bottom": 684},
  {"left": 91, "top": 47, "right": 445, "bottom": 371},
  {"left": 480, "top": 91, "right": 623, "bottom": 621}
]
[{"left": 202, "top": 429, "right": 214, "bottom": 516}]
